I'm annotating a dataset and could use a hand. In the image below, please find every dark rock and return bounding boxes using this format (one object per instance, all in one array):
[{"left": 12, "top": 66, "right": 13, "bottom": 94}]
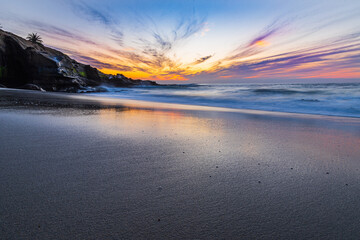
[
  {"left": 1, "top": 36, "right": 32, "bottom": 87},
  {"left": 94, "top": 86, "right": 108, "bottom": 92},
  {"left": 84, "top": 65, "right": 101, "bottom": 82},
  {"left": 20, "top": 84, "right": 45, "bottom": 92}
]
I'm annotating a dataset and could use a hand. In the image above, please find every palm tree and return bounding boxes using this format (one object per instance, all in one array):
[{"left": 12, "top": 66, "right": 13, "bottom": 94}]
[{"left": 26, "top": 33, "right": 43, "bottom": 44}]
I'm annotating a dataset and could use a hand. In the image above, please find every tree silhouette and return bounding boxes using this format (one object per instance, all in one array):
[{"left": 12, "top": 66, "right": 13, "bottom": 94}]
[{"left": 26, "top": 33, "right": 43, "bottom": 44}]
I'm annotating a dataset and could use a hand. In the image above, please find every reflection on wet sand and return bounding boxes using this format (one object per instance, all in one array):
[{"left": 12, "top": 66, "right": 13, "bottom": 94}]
[
  {"left": 93, "top": 106, "right": 360, "bottom": 167},
  {"left": 97, "top": 108, "right": 226, "bottom": 140}
]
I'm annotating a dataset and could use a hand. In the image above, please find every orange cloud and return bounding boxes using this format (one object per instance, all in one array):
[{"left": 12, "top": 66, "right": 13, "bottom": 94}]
[
  {"left": 254, "top": 40, "right": 269, "bottom": 47},
  {"left": 219, "top": 75, "right": 234, "bottom": 79},
  {"left": 150, "top": 74, "right": 189, "bottom": 81}
]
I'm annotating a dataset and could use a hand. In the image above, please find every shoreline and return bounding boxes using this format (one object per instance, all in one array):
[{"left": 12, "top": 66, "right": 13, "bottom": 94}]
[{"left": 1, "top": 88, "right": 359, "bottom": 121}]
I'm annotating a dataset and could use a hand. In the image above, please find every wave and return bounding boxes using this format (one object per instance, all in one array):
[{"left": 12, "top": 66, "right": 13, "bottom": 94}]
[
  {"left": 299, "top": 99, "right": 320, "bottom": 102},
  {"left": 253, "top": 88, "right": 322, "bottom": 94},
  {"left": 156, "top": 83, "right": 203, "bottom": 89},
  {"left": 86, "top": 83, "right": 360, "bottom": 118}
]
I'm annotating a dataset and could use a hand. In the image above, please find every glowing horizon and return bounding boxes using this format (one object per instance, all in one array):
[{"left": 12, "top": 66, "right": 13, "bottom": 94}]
[{"left": 1, "top": 0, "right": 359, "bottom": 83}]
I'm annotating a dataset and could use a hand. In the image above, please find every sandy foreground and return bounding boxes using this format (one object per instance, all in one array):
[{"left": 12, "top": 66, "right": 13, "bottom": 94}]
[{"left": 1, "top": 89, "right": 360, "bottom": 239}]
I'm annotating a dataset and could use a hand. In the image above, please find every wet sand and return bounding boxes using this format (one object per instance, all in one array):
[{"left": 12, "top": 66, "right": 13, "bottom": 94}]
[{"left": 1, "top": 89, "right": 360, "bottom": 239}]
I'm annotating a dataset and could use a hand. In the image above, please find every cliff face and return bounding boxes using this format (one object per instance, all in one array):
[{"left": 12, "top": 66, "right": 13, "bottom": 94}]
[{"left": 0, "top": 30, "right": 157, "bottom": 92}]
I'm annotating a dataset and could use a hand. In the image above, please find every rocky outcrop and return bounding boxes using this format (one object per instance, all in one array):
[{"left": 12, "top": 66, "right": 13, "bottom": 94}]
[
  {"left": 0, "top": 29, "right": 158, "bottom": 92},
  {"left": 100, "top": 73, "right": 158, "bottom": 87}
]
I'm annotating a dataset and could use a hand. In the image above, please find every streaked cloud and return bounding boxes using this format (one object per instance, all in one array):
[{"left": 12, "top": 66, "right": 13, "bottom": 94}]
[
  {"left": 70, "top": 0, "right": 124, "bottom": 45},
  {"left": 194, "top": 55, "right": 213, "bottom": 64},
  {"left": 204, "top": 32, "right": 360, "bottom": 80},
  {"left": 73, "top": 1, "right": 113, "bottom": 25},
  {"left": 24, "top": 20, "right": 99, "bottom": 46}
]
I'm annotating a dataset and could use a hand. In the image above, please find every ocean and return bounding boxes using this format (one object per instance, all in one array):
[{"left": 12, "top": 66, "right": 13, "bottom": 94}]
[{"left": 86, "top": 82, "right": 360, "bottom": 118}]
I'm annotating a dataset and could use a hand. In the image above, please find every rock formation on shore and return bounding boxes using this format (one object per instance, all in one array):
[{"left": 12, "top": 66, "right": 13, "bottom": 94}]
[{"left": 0, "top": 29, "right": 158, "bottom": 92}]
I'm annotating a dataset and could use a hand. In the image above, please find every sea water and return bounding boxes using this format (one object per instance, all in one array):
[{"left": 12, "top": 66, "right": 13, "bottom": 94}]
[{"left": 86, "top": 82, "right": 360, "bottom": 118}]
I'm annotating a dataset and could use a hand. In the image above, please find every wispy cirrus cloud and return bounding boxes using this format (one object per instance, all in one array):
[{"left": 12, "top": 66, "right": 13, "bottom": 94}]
[
  {"left": 73, "top": 2, "right": 113, "bottom": 25},
  {"left": 115, "top": 11, "right": 209, "bottom": 78},
  {"left": 24, "top": 20, "right": 99, "bottom": 46},
  {"left": 70, "top": 0, "right": 124, "bottom": 45},
  {"left": 204, "top": 31, "right": 360, "bottom": 80},
  {"left": 225, "top": 20, "right": 286, "bottom": 62},
  {"left": 63, "top": 50, "right": 136, "bottom": 72},
  {"left": 173, "top": 15, "right": 207, "bottom": 40},
  {"left": 74, "top": 55, "right": 115, "bottom": 69}
]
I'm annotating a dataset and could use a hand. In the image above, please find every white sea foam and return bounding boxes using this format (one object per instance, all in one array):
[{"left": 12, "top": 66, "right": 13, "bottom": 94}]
[{"left": 86, "top": 83, "right": 360, "bottom": 118}]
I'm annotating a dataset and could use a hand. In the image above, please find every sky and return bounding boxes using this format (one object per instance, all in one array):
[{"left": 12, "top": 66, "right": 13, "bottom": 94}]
[{"left": 0, "top": 0, "right": 359, "bottom": 83}]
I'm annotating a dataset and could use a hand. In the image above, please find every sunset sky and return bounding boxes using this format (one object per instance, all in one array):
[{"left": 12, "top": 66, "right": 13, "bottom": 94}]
[{"left": 1, "top": 0, "right": 359, "bottom": 83}]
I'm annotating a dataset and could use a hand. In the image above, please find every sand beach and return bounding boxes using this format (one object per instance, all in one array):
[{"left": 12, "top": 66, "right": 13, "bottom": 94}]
[{"left": 1, "top": 89, "right": 360, "bottom": 239}]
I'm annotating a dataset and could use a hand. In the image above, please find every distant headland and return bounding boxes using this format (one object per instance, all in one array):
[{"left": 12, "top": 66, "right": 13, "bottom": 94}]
[{"left": 0, "top": 29, "right": 158, "bottom": 92}]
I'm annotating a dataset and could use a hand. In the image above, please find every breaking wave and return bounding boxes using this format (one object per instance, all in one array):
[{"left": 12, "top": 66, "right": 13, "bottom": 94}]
[{"left": 86, "top": 82, "right": 360, "bottom": 118}]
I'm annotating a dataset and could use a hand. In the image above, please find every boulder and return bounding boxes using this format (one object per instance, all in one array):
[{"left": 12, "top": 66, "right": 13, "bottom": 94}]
[{"left": 20, "top": 84, "right": 45, "bottom": 92}]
